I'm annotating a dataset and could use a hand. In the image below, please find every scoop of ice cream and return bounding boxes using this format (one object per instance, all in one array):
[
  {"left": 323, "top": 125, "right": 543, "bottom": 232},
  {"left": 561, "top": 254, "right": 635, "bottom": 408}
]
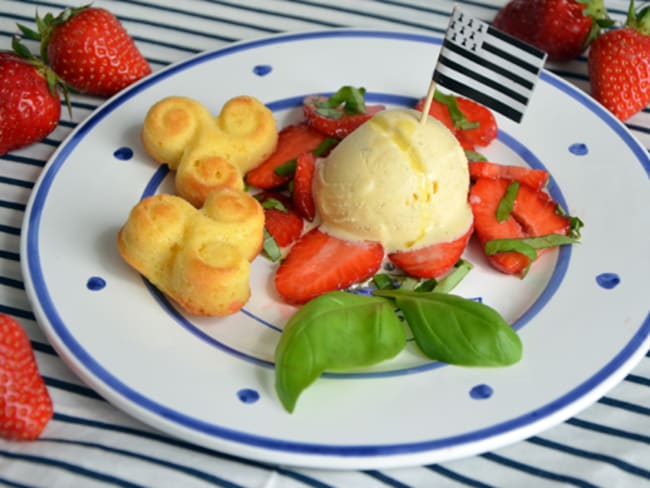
[{"left": 313, "top": 108, "right": 473, "bottom": 252}]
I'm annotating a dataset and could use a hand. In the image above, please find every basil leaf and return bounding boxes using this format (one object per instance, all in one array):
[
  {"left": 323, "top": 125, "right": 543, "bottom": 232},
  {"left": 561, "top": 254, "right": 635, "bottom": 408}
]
[
  {"left": 258, "top": 197, "right": 287, "bottom": 213},
  {"left": 485, "top": 234, "right": 579, "bottom": 258},
  {"left": 262, "top": 228, "right": 282, "bottom": 262},
  {"left": 273, "top": 138, "right": 338, "bottom": 177},
  {"left": 373, "top": 290, "right": 521, "bottom": 366},
  {"left": 465, "top": 149, "right": 487, "bottom": 162},
  {"left": 433, "top": 259, "right": 473, "bottom": 294},
  {"left": 326, "top": 86, "right": 367, "bottom": 114},
  {"left": 273, "top": 159, "right": 297, "bottom": 177},
  {"left": 313, "top": 137, "right": 339, "bottom": 156},
  {"left": 496, "top": 181, "right": 519, "bottom": 222},
  {"left": 485, "top": 239, "right": 537, "bottom": 260},
  {"left": 275, "top": 291, "right": 406, "bottom": 412},
  {"left": 398, "top": 276, "right": 421, "bottom": 291},
  {"left": 433, "top": 90, "right": 479, "bottom": 131},
  {"left": 372, "top": 273, "right": 395, "bottom": 290},
  {"left": 568, "top": 216, "right": 584, "bottom": 239},
  {"left": 415, "top": 278, "right": 437, "bottom": 292},
  {"left": 315, "top": 107, "right": 343, "bottom": 119},
  {"left": 554, "top": 206, "right": 584, "bottom": 239},
  {"left": 315, "top": 86, "right": 367, "bottom": 118}
]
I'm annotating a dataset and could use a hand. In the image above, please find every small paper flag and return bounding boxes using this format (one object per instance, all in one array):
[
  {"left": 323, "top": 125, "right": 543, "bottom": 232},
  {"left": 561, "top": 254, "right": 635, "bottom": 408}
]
[{"left": 433, "top": 7, "right": 547, "bottom": 122}]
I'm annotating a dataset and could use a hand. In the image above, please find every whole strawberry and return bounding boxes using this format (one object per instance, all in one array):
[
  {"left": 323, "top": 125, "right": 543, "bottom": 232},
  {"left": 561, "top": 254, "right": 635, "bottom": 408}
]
[
  {"left": 493, "top": 0, "right": 612, "bottom": 61},
  {"left": 588, "top": 1, "right": 650, "bottom": 120},
  {"left": 0, "top": 45, "right": 62, "bottom": 156},
  {"left": 0, "top": 314, "right": 53, "bottom": 440},
  {"left": 19, "top": 6, "right": 151, "bottom": 96}
]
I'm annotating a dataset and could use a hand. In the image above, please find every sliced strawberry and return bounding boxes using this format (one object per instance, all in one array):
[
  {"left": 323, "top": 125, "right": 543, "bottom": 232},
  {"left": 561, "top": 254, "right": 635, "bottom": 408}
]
[
  {"left": 246, "top": 123, "right": 328, "bottom": 190},
  {"left": 454, "top": 97, "right": 498, "bottom": 148},
  {"left": 511, "top": 184, "right": 570, "bottom": 237},
  {"left": 387, "top": 224, "right": 474, "bottom": 278},
  {"left": 274, "top": 228, "right": 384, "bottom": 305},
  {"left": 470, "top": 177, "right": 571, "bottom": 275},
  {"left": 292, "top": 152, "right": 316, "bottom": 221},
  {"left": 415, "top": 94, "right": 497, "bottom": 150},
  {"left": 469, "top": 161, "right": 549, "bottom": 191},
  {"left": 257, "top": 192, "right": 304, "bottom": 247},
  {"left": 469, "top": 178, "right": 531, "bottom": 275},
  {"left": 303, "top": 95, "right": 385, "bottom": 138}
]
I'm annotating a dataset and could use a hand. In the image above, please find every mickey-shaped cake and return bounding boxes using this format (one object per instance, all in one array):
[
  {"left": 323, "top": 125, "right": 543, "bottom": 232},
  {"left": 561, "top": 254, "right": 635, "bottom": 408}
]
[
  {"left": 141, "top": 95, "right": 277, "bottom": 207},
  {"left": 117, "top": 187, "right": 264, "bottom": 317}
]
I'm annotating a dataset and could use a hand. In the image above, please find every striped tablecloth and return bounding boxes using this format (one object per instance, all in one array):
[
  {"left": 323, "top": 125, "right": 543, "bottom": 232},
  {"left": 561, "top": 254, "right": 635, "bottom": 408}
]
[{"left": 1, "top": 0, "right": 649, "bottom": 486}]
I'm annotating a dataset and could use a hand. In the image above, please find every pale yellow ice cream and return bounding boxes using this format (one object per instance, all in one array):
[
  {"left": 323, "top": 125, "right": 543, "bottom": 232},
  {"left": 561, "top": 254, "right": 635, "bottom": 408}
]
[{"left": 313, "top": 108, "right": 473, "bottom": 252}]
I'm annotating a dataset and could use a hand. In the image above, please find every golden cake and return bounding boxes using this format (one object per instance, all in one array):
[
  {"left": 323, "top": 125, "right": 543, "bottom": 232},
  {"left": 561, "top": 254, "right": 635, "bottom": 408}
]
[
  {"left": 117, "top": 187, "right": 264, "bottom": 316},
  {"left": 141, "top": 95, "right": 277, "bottom": 207}
]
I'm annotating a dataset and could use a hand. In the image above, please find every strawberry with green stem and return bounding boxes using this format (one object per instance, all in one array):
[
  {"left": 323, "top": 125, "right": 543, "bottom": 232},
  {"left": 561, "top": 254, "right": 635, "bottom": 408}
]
[
  {"left": 588, "top": 0, "right": 650, "bottom": 121},
  {"left": 493, "top": 0, "right": 613, "bottom": 62},
  {"left": 17, "top": 5, "right": 151, "bottom": 97},
  {"left": 0, "top": 38, "right": 69, "bottom": 156}
]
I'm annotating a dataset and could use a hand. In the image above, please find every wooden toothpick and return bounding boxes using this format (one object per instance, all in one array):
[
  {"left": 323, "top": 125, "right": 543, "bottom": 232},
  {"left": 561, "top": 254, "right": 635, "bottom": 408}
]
[{"left": 419, "top": 79, "right": 436, "bottom": 124}]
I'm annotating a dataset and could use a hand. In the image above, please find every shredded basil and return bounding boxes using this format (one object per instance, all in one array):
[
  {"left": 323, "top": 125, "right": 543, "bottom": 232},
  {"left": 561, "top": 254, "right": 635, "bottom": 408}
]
[
  {"left": 273, "top": 137, "right": 339, "bottom": 177},
  {"left": 313, "top": 137, "right": 339, "bottom": 156},
  {"left": 273, "top": 159, "right": 297, "bottom": 177},
  {"left": 258, "top": 197, "right": 288, "bottom": 213},
  {"left": 485, "top": 234, "right": 580, "bottom": 261},
  {"left": 262, "top": 228, "right": 282, "bottom": 262},
  {"left": 433, "top": 259, "right": 473, "bottom": 294},
  {"left": 465, "top": 149, "right": 487, "bottom": 162},
  {"left": 372, "top": 273, "right": 395, "bottom": 290},
  {"left": 433, "top": 89, "right": 479, "bottom": 131},
  {"left": 496, "top": 181, "right": 519, "bottom": 222},
  {"left": 568, "top": 216, "right": 584, "bottom": 239},
  {"left": 555, "top": 205, "right": 584, "bottom": 239},
  {"left": 415, "top": 278, "right": 438, "bottom": 292},
  {"left": 315, "top": 86, "right": 367, "bottom": 118}
]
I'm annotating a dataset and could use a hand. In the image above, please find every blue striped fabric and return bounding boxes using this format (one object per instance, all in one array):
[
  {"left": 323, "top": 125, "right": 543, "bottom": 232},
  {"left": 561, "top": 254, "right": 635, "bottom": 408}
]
[{"left": 1, "top": 0, "right": 649, "bottom": 486}]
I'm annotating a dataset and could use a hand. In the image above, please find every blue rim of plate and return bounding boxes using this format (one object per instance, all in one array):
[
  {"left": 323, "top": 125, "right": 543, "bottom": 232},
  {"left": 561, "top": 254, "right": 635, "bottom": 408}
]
[{"left": 24, "top": 30, "right": 650, "bottom": 459}]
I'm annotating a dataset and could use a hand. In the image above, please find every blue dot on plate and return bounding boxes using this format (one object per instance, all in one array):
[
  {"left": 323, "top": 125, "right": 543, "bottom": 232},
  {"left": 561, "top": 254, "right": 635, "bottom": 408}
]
[
  {"left": 86, "top": 276, "right": 106, "bottom": 291},
  {"left": 569, "top": 143, "right": 588, "bottom": 156},
  {"left": 237, "top": 388, "right": 260, "bottom": 404},
  {"left": 113, "top": 147, "right": 134, "bottom": 160},
  {"left": 470, "top": 384, "right": 493, "bottom": 400},
  {"left": 596, "top": 272, "right": 620, "bottom": 289},
  {"left": 253, "top": 64, "right": 272, "bottom": 76}
]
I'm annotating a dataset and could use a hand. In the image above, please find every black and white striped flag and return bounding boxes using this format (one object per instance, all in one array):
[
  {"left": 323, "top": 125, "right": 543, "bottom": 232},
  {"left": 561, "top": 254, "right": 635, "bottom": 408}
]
[{"left": 433, "top": 7, "right": 547, "bottom": 122}]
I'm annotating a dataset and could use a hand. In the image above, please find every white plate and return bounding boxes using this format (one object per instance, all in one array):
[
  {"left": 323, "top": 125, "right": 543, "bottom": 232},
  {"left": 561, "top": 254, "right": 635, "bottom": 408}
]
[{"left": 21, "top": 30, "right": 650, "bottom": 469}]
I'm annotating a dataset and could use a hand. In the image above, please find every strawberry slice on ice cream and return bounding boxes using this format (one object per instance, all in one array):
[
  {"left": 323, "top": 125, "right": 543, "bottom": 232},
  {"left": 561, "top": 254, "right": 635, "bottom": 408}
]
[{"left": 274, "top": 228, "right": 384, "bottom": 305}]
